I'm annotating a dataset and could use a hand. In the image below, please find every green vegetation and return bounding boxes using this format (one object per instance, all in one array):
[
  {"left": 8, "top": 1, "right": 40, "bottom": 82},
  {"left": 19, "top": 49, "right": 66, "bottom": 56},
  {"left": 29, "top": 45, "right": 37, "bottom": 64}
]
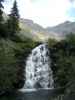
[
  {"left": 47, "top": 38, "right": 58, "bottom": 47},
  {"left": 0, "top": 0, "right": 5, "bottom": 37},
  {"left": 48, "top": 33, "right": 75, "bottom": 95},
  {"left": 6, "top": 0, "right": 20, "bottom": 37},
  {"left": 0, "top": 0, "right": 4, "bottom": 23},
  {"left": 0, "top": 37, "right": 39, "bottom": 90},
  {"left": 0, "top": 0, "right": 40, "bottom": 91},
  {"left": 0, "top": 1, "right": 75, "bottom": 99},
  {"left": 0, "top": 0, "right": 20, "bottom": 38}
]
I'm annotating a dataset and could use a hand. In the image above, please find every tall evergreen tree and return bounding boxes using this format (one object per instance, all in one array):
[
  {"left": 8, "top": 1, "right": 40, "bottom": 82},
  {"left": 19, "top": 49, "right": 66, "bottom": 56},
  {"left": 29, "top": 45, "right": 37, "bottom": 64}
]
[
  {"left": 7, "top": 0, "right": 20, "bottom": 37},
  {"left": 0, "top": 0, "right": 5, "bottom": 37},
  {"left": 0, "top": 0, "right": 4, "bottom": 23}
]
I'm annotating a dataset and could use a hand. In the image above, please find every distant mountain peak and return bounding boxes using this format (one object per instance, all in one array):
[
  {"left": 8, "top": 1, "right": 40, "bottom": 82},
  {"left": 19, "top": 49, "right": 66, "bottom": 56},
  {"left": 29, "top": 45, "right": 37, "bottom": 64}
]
[
  {"left": 64, "top": 21, "right": 71, "bottom": 23},
  {"left": 3, "top": 12, "right": 75, "bottom": 41},
  {"left": 20, "top": 18, "right": 75, "bottom": 41}
]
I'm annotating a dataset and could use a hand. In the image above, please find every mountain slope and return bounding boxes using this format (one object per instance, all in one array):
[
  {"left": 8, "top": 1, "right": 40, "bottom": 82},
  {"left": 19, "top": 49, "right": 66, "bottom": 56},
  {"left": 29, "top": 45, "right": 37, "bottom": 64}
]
[
  {"left": 46, "top": 21, "right": 75, "bottom": 38},
  {"left": 3, "top": 13, "right": 75, "bottom": 41},
  {"left": 20, "top": 19, "right": 75, "bottom": 41},
  {"left": 19, "top": 19, "right": 49, "bottom": 41}
]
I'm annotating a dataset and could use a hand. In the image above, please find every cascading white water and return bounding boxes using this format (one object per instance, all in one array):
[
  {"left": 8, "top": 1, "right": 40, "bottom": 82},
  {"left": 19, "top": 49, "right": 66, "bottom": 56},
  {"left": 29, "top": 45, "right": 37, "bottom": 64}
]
[{"left": 22, "top": 44, "right": 54, "bottom": 90}]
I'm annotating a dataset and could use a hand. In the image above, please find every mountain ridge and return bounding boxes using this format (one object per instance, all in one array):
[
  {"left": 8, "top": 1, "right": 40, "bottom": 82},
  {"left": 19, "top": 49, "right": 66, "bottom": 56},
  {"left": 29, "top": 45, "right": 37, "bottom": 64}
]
[
  {"left": 3, "top": 13, "right": 75, "bottom": 41},
  {"left": 20, "top": 18, "right": 75, "bottom": 40}
]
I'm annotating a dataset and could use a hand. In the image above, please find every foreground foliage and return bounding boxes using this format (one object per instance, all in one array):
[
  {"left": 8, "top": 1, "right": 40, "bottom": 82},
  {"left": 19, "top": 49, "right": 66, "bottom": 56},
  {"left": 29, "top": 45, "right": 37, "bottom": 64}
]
[
  {"left": 48, "top": 33, "right": 75, "bottom": 96},
  {"left": 0, "top": 36, "right": 39, "bottom": 90}
]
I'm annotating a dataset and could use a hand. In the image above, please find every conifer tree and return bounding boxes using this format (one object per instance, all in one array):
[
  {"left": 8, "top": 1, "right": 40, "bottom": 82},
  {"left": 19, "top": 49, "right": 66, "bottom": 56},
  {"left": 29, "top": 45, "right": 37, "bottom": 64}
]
[
  {"left": 7, "top": 0, "right": 20, "bottom": 36},
  {"left": 0, "top": 0, "right": 4, "bottom": 23},
  {"left": 0, "top": 0, "right": 4, "bottom": 36}
]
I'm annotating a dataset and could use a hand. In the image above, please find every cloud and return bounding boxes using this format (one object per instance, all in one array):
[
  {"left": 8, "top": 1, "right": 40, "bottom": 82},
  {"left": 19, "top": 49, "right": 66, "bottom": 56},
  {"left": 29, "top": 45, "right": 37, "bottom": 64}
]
[
  {"left": 3, "top": 0, "right": 75, "bottom": 27},
  {"left": 69, "top": 0, "right": 75, "bottom": 3},
  {"left": 29, "top": 0, "right": 70, "bottom": 27}
]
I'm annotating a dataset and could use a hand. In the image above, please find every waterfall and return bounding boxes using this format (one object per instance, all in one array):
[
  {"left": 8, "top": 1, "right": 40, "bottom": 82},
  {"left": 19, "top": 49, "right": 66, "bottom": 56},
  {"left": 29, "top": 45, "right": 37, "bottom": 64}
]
[{"left": 22, "top": 44, "right": 54, "bottom": 90}]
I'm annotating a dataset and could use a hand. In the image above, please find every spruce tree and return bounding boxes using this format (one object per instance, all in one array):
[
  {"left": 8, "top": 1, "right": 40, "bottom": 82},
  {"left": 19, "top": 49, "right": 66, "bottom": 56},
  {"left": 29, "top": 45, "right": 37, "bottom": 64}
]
[
  {"left": 0, "top": 0, "right": 4, "bottom": 23},
  {"left": 0, "top": 0, "right": 4, "bottom": 37},
  {"left": 7, "top": 0, "right": 20, "bottom": 37}
]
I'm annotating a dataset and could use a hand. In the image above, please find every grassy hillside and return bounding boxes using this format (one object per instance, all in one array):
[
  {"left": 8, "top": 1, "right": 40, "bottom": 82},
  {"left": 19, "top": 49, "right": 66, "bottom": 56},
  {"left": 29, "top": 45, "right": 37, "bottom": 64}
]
[{"left": 19, "top": 19, "right": 49, "bottom": 42}]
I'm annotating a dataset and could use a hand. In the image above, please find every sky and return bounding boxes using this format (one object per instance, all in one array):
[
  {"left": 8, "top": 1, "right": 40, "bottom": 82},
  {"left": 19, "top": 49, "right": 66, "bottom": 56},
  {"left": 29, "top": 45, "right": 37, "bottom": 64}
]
[{"left": 3, "top": 0, "right": 75, "bottom": 27}]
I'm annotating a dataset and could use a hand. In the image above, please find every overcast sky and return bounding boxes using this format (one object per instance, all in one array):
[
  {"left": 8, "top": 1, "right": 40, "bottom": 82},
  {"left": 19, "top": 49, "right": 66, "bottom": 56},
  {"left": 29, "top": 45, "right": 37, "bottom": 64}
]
[{"left": 3, "top": 0, "right": 75, "bottom": 27}]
